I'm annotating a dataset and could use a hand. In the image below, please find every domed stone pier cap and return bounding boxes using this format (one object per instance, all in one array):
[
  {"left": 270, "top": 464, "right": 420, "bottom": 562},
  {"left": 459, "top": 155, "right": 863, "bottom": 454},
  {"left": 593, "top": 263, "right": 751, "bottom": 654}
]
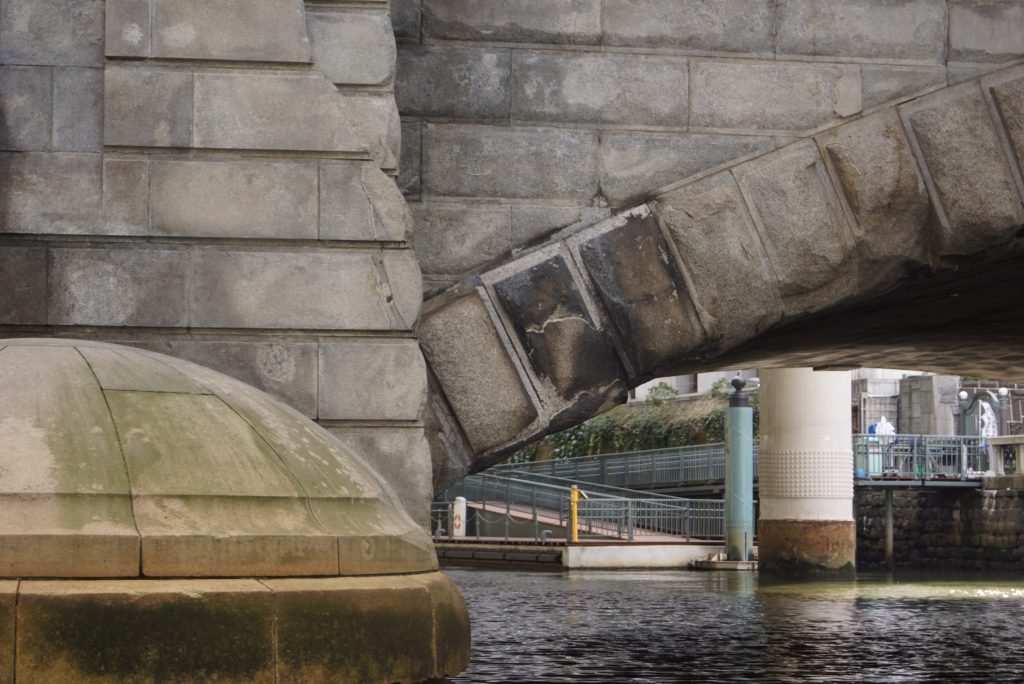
[{"left": 0, "top": 338, "right": 469, "bottom": 683}]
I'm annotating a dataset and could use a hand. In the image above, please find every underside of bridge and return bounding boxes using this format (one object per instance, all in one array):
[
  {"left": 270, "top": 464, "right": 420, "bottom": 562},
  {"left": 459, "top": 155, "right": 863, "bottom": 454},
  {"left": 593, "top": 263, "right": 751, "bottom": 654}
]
[{"left": 1, "top": 1, "right": 1024, "bottom": 595}]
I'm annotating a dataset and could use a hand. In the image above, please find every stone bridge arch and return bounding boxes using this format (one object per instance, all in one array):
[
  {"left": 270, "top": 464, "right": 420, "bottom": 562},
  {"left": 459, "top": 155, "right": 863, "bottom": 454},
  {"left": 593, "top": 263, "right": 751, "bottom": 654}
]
[{"left": 418, "top": 67, "right": 1024, "bottom": 488}]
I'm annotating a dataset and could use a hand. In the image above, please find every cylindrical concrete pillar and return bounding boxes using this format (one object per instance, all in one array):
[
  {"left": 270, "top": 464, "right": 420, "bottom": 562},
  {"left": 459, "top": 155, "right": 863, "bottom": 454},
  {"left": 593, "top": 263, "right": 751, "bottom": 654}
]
[
  {"left": 726, "top": 378, "right": 754, "bottom": 561},
  {"left": 759, "top": 368, "right": 855, "bottom": 577}
]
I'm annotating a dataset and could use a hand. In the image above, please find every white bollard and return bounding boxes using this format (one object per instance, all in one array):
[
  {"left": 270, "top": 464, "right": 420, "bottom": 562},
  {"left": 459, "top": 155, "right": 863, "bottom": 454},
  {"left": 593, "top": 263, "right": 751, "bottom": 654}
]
[{"left": 453, "top": 496, "right": 467, "bottom": 538}]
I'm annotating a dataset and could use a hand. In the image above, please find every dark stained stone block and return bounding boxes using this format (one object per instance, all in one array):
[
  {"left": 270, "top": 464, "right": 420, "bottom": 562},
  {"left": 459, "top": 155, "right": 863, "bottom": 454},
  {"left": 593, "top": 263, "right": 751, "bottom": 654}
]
[
  {"left": 491, "top": 250, "right": 625, "bottom": 405},
  {"left": 0, "top": 244, "right": 47, "bottom": 325},
  {"left": 571, "top": 208, "right": 704, "bottom": 378}
]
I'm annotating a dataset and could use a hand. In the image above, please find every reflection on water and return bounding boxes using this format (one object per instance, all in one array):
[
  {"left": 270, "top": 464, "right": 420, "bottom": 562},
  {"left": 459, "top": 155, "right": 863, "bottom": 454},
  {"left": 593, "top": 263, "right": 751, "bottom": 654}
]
[{"left": 446, "top": 568, "right": 1024, "bottom": 683}]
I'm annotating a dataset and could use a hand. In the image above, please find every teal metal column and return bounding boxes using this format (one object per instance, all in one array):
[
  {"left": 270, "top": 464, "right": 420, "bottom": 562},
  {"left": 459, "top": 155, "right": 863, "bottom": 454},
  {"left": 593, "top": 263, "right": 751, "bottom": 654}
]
[{"left": 726, "top": 377, "right": 754, "bottom": 561}]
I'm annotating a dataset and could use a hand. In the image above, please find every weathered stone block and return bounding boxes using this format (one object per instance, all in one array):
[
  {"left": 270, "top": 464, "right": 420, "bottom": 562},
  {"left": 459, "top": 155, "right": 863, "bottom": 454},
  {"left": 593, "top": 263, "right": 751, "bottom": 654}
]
[
  {"left": 657, "top": 172, "right": 782, "bottom": 348},
  {"left": 336, "top": 92, "right": 402, "bottom": 169},
  {"left": 0, "top": 152, "right": 101, "bottom": 234},
  {"left": 150, "top": 159, "right": 318, "bottom": 239},
  {"left": 510, "top": 51, "right": 687, "bottom": 127},
  {"left": 104, "top": 65, "right": 192, "bottom": 148},
  {"left": 0, "top": 245, "right": 47, "bottom": 324},
  {"left": 422, "top": 124, "right": 599, "bottom": 199},
  {"left": 599, "top": 131, "right": 784, "bottom": 206},
  {"left": 570, "top": 208, "right": 704, "bottom": 378},
  {"left": 53, "top": 67, "right": 103, "bottom": 152},
  {"left": 16, "top": 580, "right": 275, "bottom": 683},
  {"left": 422, "top": 0, "right": 601, "bottom": 44},
  {"left": 862, "top": 65, "right": 947, "bottom": 109},
  {"left": 189, "top": 249, "right": 419, "bottom": 330},
  {"left": 308, "top": 10, "right": 395, "bottom": 86},
  {"left": 397, "top": 45, "right": 510, "bottom": 120},
  {"left": 415, "top": 572, "right": 471, "bottom": 677},
  {"left": 0, "top": 0, "right": 103, "bottom": 66},
  {"left": 269, "top": 576, "right": 434, "bottom": 684},
  {"left": 319, "top": 339, "right": 427, "bottom": 421},
  {"left": 105, "top": 0, "right": 150, "bottom": 57},
  {"left": 691, "top": 61, "right": 861, "bottom": 132},
  {"left": 733, "top": 140, "right": 856, "bottom": 314},
  {"left": 603, "top": 0, "right": 773, "bottom": 54},
  {"left": 0, "top": 66, "right": 51, "bottom": 151},
  {"left": 417, "top": 290, "right": 539, "bottom": 453},
  {"left": 777, "top": 0, "right": 946, "bottom": 63},
  {"left": 412, "top": 203, "right": 511, "bottom": 275},
  {"left": 511, "top": 205, "right": 609, "bottom": 245},
  {"left": 122, "top": 338, "right": 319, "bottom": 417},
  {"left": 101, "top": 156, "right": 149, "bottom": 234},
  {"left": 0, "top": 581, "right": 12, "bottom": 684},
  {"left": 984, "top": 67, "right": 1024, "bottom": 183},
  {"left": 48, "top": 246, "right": 189, "bottom": 326},
  {"left": 399, "top": 118, "right": 421, "bottom": 196},
  {"left": 950, "top": 0, "right": 1024, "bottom": 63},
  {"left": 151, "top": 0, "right": 310, "bottom": 62},
  {"left": 817, "top": 110, "right": 933, "bottom": 290},
  {"left": 391, "top": 0, "right": 421, "bottom": 41},
  {"left": 320, "top": 162, "right": 412, "bottom": 242},
  {"left": 490, "top": 247, "right": 626, "bottom": 414},
  {"left": 328, "top": 427, "right": 433, "bottom": 526},
  {"left": 192, "top": 71, "right": 361, "bottom": 154},
  {"left": 900, "top": 82, "right": 1024, "bottom": 254}
]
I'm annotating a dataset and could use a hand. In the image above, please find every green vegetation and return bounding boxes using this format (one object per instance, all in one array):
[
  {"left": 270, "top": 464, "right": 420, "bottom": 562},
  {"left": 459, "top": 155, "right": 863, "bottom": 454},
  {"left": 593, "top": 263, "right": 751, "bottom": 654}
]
[{"left": 509, "top": 379, "right": 759, "bottom": 463}]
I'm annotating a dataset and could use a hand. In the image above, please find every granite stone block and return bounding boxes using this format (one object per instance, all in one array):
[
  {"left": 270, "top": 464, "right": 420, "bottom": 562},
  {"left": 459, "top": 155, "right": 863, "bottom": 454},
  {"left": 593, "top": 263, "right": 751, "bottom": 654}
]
[
  {"left": 150, "top": 159, "right": 318, "bottom": 239},
  {"left": 422, "top": 124, "right": 599, "bottom": 200},
  {"left": 105, "top": 0, "right": 150, "bottom": 57},
  {"left": 189, "top": 249, "right": 419, "bottom": 330},
  {"left": 691, "top": 61, "right": 861, "bottom": 132},
  {"left": 900, "top": 82, "right": 1024, "bottom": 254},
  {"left": 151, "top": 0, "right": 310, "bottom": 62},
  {"left": 319, "top": 339, "right": 427, "bottom": 422},
  {"left": 320, "top": 162, "right": 412, "bottom": 242},
  {"left": 192, "top": 71, "right": 362, "bottom": 154},
  {"left": 422, "top": 0, "right": 601, "bottom": 44},
  {"left": 510, "top": 51, "right": 687, "bottom": 127},
  {"left": 101, "top": 157, "right": 149, "bottom": 234},
  {"left": 412, "top": 203, "right": 511, "bottom": 275},
  {"left": 53, "top": 67, "right": 103, "bottom": 152},
  {"left": 603, "top": 0, "right": 773, "bottom": 54},
  {"left": 862, "top": 65, "right": 948, "bottom": 109},
  {"left": 0, "top": 245, "right": 47, "bottom": 325},
  {"left": 599, "top": 131, "right": 783, "bottom": 206},
  {"left": 308, "top": 10, "right": 395, "bottom": 86},
  {"left": 733, "top": 140, "right": 856, "bottom": 314},
  {"left": 949, "top": 0, "right": 1024, "bottom": 63},
  {"left": 103, "top": 65, "right": 192, "bottom": 148},
  {"left": 399, "top": 118, "right": 422, "bottom": 196},
  {"left": 0, "top": 152, "right": 101, "bottom": 234},
  {"left": 417, "top": 290, "right": 539, "bottom": 453},
  {"left": 336, "top": 92, "right": 402, "bottom": 169},
  {"left": 48, "top": 246, "right": 190, "bottom": 326},
  {"left": 511, "top": 205, "right": 609, "bottom": 246},
  {"left": 391, "top": 0, "right": 422, "bottom": 41},
  {"left": 0, "top": 0, "right": 103, "bottom": 66},
  {"left": 777, "top": 0, "right": 946, "bottom": 63},
  {"left": 397, "top": 45, "right": 510, "bottom": 120},
  {"left": 658, "top": 172, "right": 783, "bottom": 347},
  {"left": 0, "top": 66, "right": 52, "bottom": 151}
]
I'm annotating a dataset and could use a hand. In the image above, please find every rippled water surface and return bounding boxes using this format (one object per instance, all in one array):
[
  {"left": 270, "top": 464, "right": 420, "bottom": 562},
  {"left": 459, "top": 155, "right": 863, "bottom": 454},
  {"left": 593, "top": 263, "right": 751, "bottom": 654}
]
[{"left": 445, "top": 568, "right": 1024, "bottom": 683}]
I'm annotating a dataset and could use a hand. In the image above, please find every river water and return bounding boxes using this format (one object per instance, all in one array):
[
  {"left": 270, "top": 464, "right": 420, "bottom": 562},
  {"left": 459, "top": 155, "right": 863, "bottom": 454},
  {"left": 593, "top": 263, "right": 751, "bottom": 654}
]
[{"left": 444, "top": 568, "right": 1024, "bottom": 683}]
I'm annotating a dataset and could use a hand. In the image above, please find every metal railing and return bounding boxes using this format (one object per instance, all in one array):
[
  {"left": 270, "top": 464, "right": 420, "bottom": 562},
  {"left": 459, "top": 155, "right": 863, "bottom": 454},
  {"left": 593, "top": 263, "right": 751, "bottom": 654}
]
[
  {"left": 435, "top": 472, "right": 724, "bottom": 542},
  {"left": 852, "top": 434, "right": 988, "bottom": 479},
  {"left": 495, "top": 435, "right": 988, "bottom": 490}
]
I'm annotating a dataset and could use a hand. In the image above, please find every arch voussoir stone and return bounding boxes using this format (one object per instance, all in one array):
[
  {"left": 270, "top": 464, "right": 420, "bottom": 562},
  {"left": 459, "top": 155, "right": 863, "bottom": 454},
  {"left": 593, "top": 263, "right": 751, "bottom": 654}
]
[{"left": 420, "top": 64, "right": 1024, "bottom": 489}]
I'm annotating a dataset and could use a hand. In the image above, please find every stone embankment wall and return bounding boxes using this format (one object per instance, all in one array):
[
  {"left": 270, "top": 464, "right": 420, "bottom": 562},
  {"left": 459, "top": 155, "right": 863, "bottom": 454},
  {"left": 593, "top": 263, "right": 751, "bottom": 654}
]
[
  {"left": 392, "top": 0, "right": 1024, "bottom": 293},
  {"left": 857, "top": 485, "right": 1024, "bottom": 570},
  {"left": 0, "top": 0, "right": 435, "bottom": 523}
]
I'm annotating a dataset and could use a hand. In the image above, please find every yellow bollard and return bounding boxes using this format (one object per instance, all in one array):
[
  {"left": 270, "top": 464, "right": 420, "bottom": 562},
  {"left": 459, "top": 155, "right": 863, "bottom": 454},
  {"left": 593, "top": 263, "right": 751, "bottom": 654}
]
[{"left": 570, "top": 485, "right": 580, "bottom": 543}]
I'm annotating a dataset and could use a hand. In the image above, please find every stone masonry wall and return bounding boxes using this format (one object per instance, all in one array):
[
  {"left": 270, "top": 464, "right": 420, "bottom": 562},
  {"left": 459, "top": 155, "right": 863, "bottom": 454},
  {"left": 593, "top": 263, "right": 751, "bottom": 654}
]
[
  {"left": 392, "top": 0, "right": 1024, "bottom": 293},
  {"left": 857, "top": 486, "right": 1024, "bottom": 570},
  {"left": 0, "top": 0, "right": 436, "bottom": 524}
]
